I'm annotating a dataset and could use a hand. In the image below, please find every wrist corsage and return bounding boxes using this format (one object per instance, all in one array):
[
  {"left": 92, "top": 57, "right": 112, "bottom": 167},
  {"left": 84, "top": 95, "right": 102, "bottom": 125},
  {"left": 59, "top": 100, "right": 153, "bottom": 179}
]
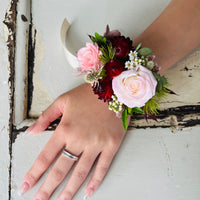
[{"left": 77, "top": 25, "right": 172, "bottom": 130}]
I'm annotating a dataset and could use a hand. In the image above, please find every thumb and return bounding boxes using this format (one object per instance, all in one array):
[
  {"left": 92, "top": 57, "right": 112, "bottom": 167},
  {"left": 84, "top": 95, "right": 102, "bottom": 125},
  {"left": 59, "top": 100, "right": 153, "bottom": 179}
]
[{"left": 27, "top": 96, "right": 64, "bottom": 134}]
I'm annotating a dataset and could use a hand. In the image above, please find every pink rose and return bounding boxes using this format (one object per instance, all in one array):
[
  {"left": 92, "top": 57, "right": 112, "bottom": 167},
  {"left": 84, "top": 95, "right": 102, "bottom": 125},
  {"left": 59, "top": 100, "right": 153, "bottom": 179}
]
[
  {"left": 77, "top": 42, "right": 101, "bottom": 71},
  {"left": 112, "top": 65, "right": 157, "bottom": 108}
]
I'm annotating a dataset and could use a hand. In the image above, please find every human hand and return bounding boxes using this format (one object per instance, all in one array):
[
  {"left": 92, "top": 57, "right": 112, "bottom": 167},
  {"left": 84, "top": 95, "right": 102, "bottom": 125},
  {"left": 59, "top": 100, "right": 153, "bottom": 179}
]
[{"left": 19, "top": 83, "right": 127, "bottom": 200}]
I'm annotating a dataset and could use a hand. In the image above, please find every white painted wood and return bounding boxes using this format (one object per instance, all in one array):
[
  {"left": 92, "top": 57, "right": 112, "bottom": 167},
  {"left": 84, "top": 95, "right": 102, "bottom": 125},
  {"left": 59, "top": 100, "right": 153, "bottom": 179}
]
[
  {"left": 9, "top": 0, "right": 200, "bottom": 200},
  {"left": 29, "top": 0, "right": 172, "bottom": 116},
  {"left": 11, "top": 127, "right": 200, "bottom": 200},
  {"left": 0, "top": 0, "right": 12, "bottom": 199},
  {"left": 14, "top": 0, "right": 31, "bottom": 125},
  {"left": 28, "top": 0, "right": 200, "bottom": 117}
]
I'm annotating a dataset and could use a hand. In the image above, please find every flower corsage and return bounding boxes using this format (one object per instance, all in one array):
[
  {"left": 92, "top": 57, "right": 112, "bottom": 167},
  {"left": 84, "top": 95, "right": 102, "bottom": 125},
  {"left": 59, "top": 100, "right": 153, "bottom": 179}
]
[{"left": 77, "top": 26, "right": 172, "bottom": 130}]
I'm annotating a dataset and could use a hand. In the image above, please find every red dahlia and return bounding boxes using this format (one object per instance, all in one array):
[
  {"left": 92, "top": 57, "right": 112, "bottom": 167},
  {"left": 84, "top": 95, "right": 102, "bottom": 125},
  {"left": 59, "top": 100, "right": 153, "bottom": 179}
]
[
  {"left": 111, "top": 36, "right": 132, "bottom": 59},
  {"left": 93, "top": 78, "right": 113, "bottom": 102},
  {"left": 105, "top": 59, "right": 124, "bottom": 78}
]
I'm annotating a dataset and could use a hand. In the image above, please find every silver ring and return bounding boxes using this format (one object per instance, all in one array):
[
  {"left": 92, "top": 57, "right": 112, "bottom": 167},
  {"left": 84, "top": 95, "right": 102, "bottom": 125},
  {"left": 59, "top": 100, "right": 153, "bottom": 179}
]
[{"left": 63, "top": 149, "right": 79, "bottom": 161}]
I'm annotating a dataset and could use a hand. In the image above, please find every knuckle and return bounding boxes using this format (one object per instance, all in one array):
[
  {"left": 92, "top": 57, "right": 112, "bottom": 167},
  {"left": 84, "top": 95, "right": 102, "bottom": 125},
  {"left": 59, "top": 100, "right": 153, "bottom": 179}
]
[
  {"left": 62, "top": 191, "right": 73, "bottom": 200},
  {"left": 99, "top": 165, "right": 109, "bottom": 174},
  {"left": 74, "top": 170, "right": 88, "bottom": 181},
  {"left": 36, "top": 189, "right": 49, "bottom": 199},
  {"left": 36, "top": 152, "right": 51, "bottom": 171},
  {"left": 51, "top": 168, "right": 65, "bottom": 182},
  {"left": 91, "top": 177, "right": 101, "bottom": 187},
  {"left": 25, "top": 171, "right": 37, "bottom": 184}
]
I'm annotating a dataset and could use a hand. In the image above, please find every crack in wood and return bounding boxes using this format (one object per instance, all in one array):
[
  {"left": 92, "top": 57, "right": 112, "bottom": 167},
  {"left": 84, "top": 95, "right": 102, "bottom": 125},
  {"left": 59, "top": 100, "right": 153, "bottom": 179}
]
[
  {"left": 3, "top": 0, "right": 19, "bottom": 199},
  {"left": 11, "top": 105, "right": 200, "bottom": 135},
  {"left": 27, "top": 0, "right": 36, "bottom": 118}
]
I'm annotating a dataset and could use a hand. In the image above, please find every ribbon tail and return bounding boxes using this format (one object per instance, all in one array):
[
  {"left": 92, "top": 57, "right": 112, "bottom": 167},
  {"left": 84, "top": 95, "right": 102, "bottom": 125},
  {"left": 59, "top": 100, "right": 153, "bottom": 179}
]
[{"left": 60, "top": 18, "right": 80, "bottom": 69}]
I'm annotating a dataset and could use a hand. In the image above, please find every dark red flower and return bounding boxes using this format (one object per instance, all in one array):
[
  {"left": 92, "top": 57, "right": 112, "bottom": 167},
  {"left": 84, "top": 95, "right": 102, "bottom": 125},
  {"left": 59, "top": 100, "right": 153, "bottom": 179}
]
[
  {"left": 105, "top": 59, "right": 124, "bottom": 78},
  {"left": 93, "top": 78, "right": 113, "bottom": 102},
  {"left": 111, "top": 36, "right": 132, "bottom": 59},
  {"left": 103, "top": 25, "right": 121, "bottom": 39}
]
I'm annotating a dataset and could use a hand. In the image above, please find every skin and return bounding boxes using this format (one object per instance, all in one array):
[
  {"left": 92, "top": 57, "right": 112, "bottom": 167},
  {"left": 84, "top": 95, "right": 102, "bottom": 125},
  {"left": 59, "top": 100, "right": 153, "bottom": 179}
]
[
  {"left": 20, "top": 0, "right": 200, "bottom": 199},
  {"left": 21, "top": 83, "right": 126, "bottom": 200}
]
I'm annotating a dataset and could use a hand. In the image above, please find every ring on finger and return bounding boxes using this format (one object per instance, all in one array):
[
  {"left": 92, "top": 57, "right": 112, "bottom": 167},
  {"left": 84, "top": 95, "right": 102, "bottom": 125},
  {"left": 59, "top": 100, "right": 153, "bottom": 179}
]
[{"left": 63, "top": 149, "right": 79, "bottom": 161}]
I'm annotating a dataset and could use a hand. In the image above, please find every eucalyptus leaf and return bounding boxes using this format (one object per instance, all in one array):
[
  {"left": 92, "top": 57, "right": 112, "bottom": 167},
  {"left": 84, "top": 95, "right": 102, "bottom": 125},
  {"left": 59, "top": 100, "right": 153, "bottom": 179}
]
[
  {"left": 122, "top": 109, "right": 128, "bottom": 131},
  {"left": 132, "top": 107, "right": 144, "bottom": 114},
  {"left": 138, "top": 47, "right": 152, "bottom": 57},
  {"left": 135, "top": 42, "right": 142, "bottom": 51}
]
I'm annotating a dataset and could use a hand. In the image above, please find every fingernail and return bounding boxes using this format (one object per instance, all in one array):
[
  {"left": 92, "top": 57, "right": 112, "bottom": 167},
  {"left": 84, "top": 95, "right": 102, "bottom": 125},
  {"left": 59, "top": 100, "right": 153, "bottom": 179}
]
[
  {"left": 57, "top": 196, "right": 68, "bottom": 200},
  {"left": 83, "top": 194, "right": 90, "bottom": 200},
  {"left": 34, "top": 197, "right": 41, "bottom": 200},
  {"left": 18, "top": 181, "right": 30, "bottom": 195},
  {"left": 85, "top": 187, "right": 94, "bottom": 198}
]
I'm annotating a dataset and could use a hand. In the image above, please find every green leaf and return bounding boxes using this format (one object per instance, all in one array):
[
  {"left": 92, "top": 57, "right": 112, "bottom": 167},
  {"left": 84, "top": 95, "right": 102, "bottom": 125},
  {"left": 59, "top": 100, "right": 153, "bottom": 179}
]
[
  {"left": 90, "top": 36, "right": 96, "bottom": 43},
  {"left": 138, "top": 47, "right": 153, "bottom": 57},
  {"left": 132, "top": 107, "right": 144, "bottom": 114},
  {"left": 122, "top": 109, "right": 128, "bottom": 131},
  {"left": 135, "top": 42, "right": 142, "bottom": 51},
  {"left": 93, "top": 32, "right": 107, "bottom": 47},
  {"left": 103, "top": 37, "right": 107, "bottom": 43},
  {"left": 95, "top": 32, "right": 102, "bottom": 41},
  {"left": 99, "top": 43, "right": 115, "bottom": 63},
  {"left": 153, "top": 72, "right": 168, "bottom": 92},
  {"left": 127, "top": 107, "right": 133, "bottom": 115},
  {"left": 108, "top": 42, "right": 116, "bottom": 59},
  {"left": 143, "top": 99, "right": 160, "bottom": 116}
]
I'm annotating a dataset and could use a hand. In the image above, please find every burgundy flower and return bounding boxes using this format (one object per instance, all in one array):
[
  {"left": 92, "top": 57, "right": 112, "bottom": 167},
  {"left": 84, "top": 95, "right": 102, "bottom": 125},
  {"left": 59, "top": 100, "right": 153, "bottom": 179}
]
[
  {"left": 103, "top": 25, "right": 121, "bottom": 39},
  {"left": 111, "top": 36, "right": 132, "bottom": 59},
  {"left": 105, "top": 59, "right": 124, "bottom": 78},
  {"left": 93, "top": 78, "right": 113, "bottom": 102}
]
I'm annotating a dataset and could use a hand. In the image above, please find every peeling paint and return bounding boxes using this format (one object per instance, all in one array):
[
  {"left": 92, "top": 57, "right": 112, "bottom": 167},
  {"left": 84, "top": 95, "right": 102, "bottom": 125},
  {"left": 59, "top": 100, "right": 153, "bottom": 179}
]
[
  {"left": 28, "top": 26, "right": 52, "bottom": 117},
  {"left": 22, "top": 27, "right": 30, "bottom": 120},
  {"left": 27, "top": 23, "right": 36, "bottom": 116},
  {"left": 3, "top": 0, "right": 19, "bottom": 199},
  {"left": 129, "top": 105, "right": 200, "bottom": 130}
]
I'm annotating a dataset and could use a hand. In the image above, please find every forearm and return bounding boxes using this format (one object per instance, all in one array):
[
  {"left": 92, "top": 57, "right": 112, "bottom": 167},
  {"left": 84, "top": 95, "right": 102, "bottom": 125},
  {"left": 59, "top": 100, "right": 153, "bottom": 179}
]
[{"left": 132, "top": 0, "right": 200, "bottom": 73}]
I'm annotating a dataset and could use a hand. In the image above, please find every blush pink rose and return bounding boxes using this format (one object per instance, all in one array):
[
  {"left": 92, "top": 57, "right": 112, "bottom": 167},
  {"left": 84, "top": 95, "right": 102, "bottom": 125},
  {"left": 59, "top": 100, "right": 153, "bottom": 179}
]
[
  {"left": 112, "top": 65, "right": 157, "bottom": 108},
  {"left": 77, "top": 42, "right": 101, "bottom": 71}
]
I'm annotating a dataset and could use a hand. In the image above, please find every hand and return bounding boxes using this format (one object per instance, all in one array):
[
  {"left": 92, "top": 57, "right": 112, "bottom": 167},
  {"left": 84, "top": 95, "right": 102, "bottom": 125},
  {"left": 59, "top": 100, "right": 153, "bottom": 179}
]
[{"left": 19, "top": 83, "right": 126, "bottom": 200}]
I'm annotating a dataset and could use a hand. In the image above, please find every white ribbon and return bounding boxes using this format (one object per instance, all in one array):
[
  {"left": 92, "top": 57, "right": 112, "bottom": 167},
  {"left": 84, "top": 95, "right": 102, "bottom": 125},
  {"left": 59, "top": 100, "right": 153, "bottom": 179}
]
[{"left": 60, "top": 18, "right": 80, "bottom": 69}]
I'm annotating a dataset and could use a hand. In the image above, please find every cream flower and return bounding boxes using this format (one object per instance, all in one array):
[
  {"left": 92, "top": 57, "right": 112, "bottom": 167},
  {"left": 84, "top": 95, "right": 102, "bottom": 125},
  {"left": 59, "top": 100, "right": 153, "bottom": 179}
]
[{"left": 112, "top": 65, "right": 157, "bottom": 108}]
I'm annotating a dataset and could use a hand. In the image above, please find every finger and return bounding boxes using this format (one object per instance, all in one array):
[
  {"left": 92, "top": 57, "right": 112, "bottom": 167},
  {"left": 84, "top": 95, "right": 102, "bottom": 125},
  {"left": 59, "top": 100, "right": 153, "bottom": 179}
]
[
  {"left": 33, "top": 153, "right": 75, "bottom": 200},
  {"left": 57, "top": 149, "right": 99, "bottom": 200},
  {"left": 19, "top": 131, "right": 65, "bottom": 195},
  {"left": 85, "top": 147, "right": 117, "bottom": 198},
  {"left": 28, "top": 97, "right": 64, "bottom": 134}
]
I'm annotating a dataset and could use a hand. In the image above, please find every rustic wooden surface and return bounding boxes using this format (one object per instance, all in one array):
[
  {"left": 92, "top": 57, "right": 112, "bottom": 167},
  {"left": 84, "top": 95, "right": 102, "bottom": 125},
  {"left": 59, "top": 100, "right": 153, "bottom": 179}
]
[{"left": 0, "top": 0, "right": 199, "bottom": 200}]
